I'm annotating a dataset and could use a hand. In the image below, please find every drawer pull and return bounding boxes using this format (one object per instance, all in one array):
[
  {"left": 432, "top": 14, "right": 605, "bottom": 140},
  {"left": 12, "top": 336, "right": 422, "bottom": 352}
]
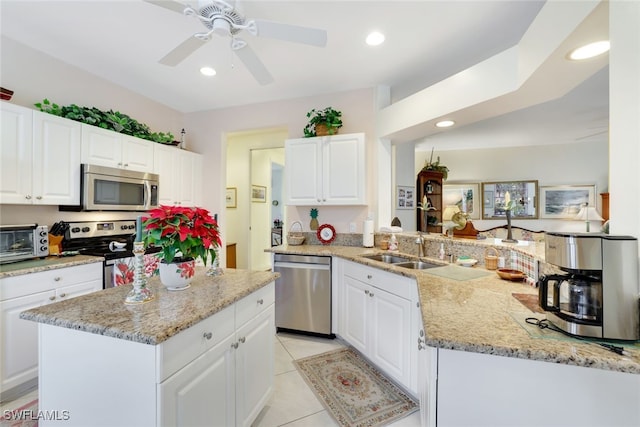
[
  {"left": 367, "top": 274, "right": 372, "bottom": 279},
  {"left": 231, "top": 342, "right": 239, "bottom": 349},
  {"left": 365, "top": 290, "right": 369, "bottom": 295},
  {"left": 238, "top": 336, "right": 246, "bottom": 344},
  {"left": 257, "top": 298, "right": 264, "bottom": 305},
  {"left": 369, "top": 292, "right": 374, "bottom": 297},
  {"left": 59, "top": 293, "right": 67, "bottom": 298},
  {"left": 54, "top": 277, "right": 61, "bottom": 282},
  {"left": 49, "top": 296, "right": 56, "bottom": 301},
  {"left": 203, "top": 332, "right": 213, "bottom": 340}
]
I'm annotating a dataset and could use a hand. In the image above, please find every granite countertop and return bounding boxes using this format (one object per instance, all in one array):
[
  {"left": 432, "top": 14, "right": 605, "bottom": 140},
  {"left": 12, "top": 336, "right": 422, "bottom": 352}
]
[
  {"left": 267, "top": 244, "right": 640, "bottom": 374},
  {"left": 0, "top": 255, "right": 104, "bottom": 279},
  {"left": 20, "top": 268, "right": 279, "bottom": 345}
]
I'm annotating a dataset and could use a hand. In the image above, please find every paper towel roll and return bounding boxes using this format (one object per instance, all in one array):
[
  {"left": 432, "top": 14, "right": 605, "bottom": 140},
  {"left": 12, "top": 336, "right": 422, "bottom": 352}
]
[{"left": 363, "top": 219, "right": 374, "bottom": 247}]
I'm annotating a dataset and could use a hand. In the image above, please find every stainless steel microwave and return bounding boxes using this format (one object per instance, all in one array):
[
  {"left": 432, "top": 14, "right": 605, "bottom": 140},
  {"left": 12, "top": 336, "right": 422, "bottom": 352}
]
[{"left": 75, "top": 164, "right": 159, "bottom": 211}]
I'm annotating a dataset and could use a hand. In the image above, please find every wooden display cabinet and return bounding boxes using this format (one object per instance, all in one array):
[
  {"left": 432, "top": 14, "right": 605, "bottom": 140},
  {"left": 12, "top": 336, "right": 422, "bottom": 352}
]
[{"left": 416, "top": 170, "right": 443, "bottom": 233}]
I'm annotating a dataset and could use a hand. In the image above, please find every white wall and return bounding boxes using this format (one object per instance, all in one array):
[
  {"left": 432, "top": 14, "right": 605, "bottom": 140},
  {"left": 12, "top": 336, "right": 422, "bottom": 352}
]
[
  {"left": 414, "top": 139, "right": 609, "bottom": 233},
  {"left": 393, "top": 142, "right": 417, "bottom": 230},
  {"left": 185, "top": 88, "right": 377, "bottom": 242}
]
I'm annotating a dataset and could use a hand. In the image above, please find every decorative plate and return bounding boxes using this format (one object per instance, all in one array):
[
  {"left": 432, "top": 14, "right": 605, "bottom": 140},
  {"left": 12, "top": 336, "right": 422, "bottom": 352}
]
[{"left": 317, "top": 224, "right": 336, "bottom": 245}]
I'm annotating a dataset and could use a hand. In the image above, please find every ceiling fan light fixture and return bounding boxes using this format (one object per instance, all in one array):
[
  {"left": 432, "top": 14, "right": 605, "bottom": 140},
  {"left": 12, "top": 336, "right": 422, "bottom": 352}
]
[
  {"left": 436, "top": 120, "right": 455, "bottom": 128},
  {"left": 567, "top": 41, "right": 610, "bottom": 60},
  {"left": 211, "top": 17, "right": 232, "bottom": 36},
  {"left": 366, "top": 31, "right": 385, "bottom": 46},
  {"left": 200, "top": 66, "right": 217, "bottom": 76}
]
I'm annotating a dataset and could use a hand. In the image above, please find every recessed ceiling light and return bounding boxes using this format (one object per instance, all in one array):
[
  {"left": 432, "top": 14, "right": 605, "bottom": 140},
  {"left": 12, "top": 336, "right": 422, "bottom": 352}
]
[
  {"left": 200, "top": 66, "right": 216, "bottom": 76},
  {"left": 567, "top": 41, "right": 610, "bottom": 60},
  {"left": 366, "top": 31, "right": 385, "bottom": 46},
  {"left": 435, "top": 120, "right": 455, "bottom": 128}
]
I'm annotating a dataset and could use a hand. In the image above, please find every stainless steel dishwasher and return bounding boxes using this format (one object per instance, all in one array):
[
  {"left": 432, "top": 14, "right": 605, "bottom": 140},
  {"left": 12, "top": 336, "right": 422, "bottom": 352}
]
[{"left": 274, "top": 254, "right": 333, "bottom": 337}]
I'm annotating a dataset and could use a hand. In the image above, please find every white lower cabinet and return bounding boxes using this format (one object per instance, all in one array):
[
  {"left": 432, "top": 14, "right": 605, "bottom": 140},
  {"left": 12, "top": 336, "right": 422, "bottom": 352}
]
[
  {"left": 338, "top": 260, "right": 418, "bottom": 395},
  {"left": 0, "top": 263, "right": 102, "bottom": 401},
  {"left": 158, "top": 287, "right": 275, "bottom": 427}
]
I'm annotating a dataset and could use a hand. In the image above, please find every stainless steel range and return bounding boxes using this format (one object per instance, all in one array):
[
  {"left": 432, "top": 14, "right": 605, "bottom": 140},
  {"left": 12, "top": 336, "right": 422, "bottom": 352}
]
[{"left": 61, "top": 220, "right": 159, "bottom": 288}]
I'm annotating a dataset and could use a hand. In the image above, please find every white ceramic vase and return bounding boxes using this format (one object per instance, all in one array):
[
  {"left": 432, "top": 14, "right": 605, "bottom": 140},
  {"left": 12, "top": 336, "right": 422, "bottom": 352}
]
[{"left": 158, "top": 259, "right": 196, "bottom": 290}]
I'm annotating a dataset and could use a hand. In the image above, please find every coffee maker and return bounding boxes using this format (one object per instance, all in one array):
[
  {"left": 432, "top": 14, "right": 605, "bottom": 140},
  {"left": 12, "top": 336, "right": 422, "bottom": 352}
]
[{"left": 538, "top": 232, "right": 639, "bottom": 340}]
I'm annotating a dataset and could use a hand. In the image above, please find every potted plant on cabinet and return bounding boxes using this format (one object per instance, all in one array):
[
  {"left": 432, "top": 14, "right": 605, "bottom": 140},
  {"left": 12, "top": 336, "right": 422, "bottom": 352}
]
[
  {"left": 143, "top": 205, "right": 221, "bottom": 290},
  {"left": 303, "top": 107, "right": 343, "bottom": 137}
]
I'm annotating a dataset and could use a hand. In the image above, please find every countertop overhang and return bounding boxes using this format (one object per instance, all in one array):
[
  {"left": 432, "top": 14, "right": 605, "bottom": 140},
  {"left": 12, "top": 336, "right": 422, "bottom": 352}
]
[{"left": 20, "top": 268, "right": 279, "bottom": 345}]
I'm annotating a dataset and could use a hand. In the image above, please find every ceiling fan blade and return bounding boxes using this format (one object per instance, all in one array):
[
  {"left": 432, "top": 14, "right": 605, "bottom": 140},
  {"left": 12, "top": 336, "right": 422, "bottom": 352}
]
[
  {"left": 233, "top": 44, "right": 274, "bottom": 85},
  {"left": 159, "top": 36, "right": 208, "bottom": 66},
  {"left": 144, "top": 0, "right": 188, "bottom": 14},
  {"left": 253, "top": 20, "right": 327, "bottom": 47}
]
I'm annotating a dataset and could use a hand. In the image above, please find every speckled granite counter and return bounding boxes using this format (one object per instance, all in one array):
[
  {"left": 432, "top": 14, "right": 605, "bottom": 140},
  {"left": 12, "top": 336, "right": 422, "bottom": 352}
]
[
  {"left": 266, "top": 243, "right": 640, "bottom": 374},
  {"left": 20, "top": 268, "right": 279, "bottom": 345},
  {"left": 0, "top": 255, "right": 103, "bottom": 279}
]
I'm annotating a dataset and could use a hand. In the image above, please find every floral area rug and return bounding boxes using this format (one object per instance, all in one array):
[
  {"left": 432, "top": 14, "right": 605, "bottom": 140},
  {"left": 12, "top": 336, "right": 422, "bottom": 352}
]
[
  {"left": 294, "top": 348, "right": 418, "bottom": 427},
  {"left": 1, "top": 399, "right": 38, "bottom": 427}
]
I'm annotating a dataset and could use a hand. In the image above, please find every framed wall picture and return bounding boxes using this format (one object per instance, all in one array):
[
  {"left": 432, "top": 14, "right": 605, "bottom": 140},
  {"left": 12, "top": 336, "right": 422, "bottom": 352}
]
[
  {"left": 251, "top": 185, "right": 267, "bottom": 203},
  {"left": 225, "top": 187, "right": 237, "bottom": 208},
  {"left": 539, "top": 185, "right": 596, "bottom": 219},
  {"left": 396, "top": 185, "right": 414, "bottom": 209},
  {"left": 482, "top": 180, "right": 538, "bottom": 219},
  {"left": 443, "top": 183, "right": 480, "bottom": 219}
]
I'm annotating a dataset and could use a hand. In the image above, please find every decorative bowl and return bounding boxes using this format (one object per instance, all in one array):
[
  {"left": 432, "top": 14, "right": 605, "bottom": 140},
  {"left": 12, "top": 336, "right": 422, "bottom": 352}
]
[
  {"left": 496, "top": 268, "right": 526, "bottom": 281},
  {"left": 456, "top": 258, "right": 478, "bottom": 267}
]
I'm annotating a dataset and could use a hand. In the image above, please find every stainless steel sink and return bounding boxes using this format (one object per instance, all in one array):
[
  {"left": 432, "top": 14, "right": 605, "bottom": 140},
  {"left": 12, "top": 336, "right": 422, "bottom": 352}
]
[
  {"left": 360, "top": 254, "right": 412, "bottom": 264},
  {"left": 393, "top": 261, "right": 441, "bottom": 270}
]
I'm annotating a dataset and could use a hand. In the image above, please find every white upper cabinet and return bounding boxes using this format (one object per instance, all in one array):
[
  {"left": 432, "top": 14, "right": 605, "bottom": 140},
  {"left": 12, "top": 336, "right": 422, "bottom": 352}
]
[
  {"left": 153, "top": 144, "right": 203, "bottom": 207},
  {"left": 0, "top": 102, "right": 80, "bottom": 205},
  {"left": 1, "top": 102, "right": 33, "bottom": 204},
  {"left": 81, "top": 124, "right": 154, "bottom": 172},
  {"left": 285, "top": 133, "right": 366, "bottom": 205}
]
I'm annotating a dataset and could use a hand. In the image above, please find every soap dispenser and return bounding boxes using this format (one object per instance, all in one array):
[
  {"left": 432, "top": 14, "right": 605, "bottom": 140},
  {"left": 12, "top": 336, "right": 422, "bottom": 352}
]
[{"left": 389, "top": 234, "right": 398, "bottom": 251}]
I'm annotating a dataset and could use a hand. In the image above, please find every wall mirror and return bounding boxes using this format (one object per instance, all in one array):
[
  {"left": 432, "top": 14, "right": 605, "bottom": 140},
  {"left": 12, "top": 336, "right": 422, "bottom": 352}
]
[{"left": 482, "top": 181, "right": 538, "bottom": 219}]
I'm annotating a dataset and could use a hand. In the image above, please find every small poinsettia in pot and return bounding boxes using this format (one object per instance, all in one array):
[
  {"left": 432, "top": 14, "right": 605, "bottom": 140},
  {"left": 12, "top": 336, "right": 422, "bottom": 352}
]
[{"left": 143, "top": 205, "right": 221, "bottom": 290}]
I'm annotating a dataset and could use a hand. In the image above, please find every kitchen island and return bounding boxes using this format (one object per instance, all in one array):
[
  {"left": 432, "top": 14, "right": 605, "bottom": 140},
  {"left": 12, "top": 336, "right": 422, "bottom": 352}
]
[
  {"left": 20, "top": 268, "right": 278, "bottom": 427},
  {"left": 267, "top": 240, "right": 640, "bottom": 426}
]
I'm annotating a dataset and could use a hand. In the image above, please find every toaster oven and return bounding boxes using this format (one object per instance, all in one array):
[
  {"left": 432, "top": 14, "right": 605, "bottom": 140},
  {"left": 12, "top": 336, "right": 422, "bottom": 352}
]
[{"left": 0, "top": 224, "right": 49, "bottom": 264}]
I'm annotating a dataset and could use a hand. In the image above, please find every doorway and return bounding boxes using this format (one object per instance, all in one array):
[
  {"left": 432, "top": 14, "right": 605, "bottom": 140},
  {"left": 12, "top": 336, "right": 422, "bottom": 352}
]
[{"left": 225, "top": 128, "right": 287, "bottom": 270}]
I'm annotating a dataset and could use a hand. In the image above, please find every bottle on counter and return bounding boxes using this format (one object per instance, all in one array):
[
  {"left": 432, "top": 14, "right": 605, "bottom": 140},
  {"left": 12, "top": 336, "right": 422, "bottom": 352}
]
[
  {"left": 438, "top": 243, "right": 445, "bottom": 260},
  {"left": 388, "top": 234, "right": 398, "bottom": 251}
]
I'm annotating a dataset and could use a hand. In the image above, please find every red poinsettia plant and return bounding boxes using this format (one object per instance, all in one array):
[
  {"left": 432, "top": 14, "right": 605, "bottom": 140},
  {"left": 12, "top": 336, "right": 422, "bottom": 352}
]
[{"left": 143, "top": 205, "right": 221, "bottom": 266}]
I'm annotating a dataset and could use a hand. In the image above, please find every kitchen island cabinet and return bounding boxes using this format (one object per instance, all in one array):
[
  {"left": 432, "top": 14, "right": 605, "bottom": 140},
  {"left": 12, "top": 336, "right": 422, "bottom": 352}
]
[{"left": 21, "top": 269, "right": 277, "bottom": 427}]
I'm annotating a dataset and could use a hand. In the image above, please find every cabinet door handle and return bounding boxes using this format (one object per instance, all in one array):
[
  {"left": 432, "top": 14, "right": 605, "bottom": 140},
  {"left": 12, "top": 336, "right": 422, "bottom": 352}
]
[
  {"left": 49, "top": 296, "right": 56, "bottom": 301},
  {"left": 418, "top": 337, "right": 426, "bottom": 350},
  {"left": 54, "top": 277, "right": 61, "bottom": 282},
  {"left": 238, "top": 336, "right": 246, "bottom": 344},
  {"left": 367, "top": 274, "right": 372, "bottom": 279},
  {"left": 203, "top": 332, "right": 213, "bottom": 340},
  {"left": 231, "top": 342, "right": 239, "bottom": 349},
  {"left": 257, "top": 298, "right": 264, "bottom": 305},
  {"left": 364, "top": 289, "right": 369, "bottom": 295},
  {"left": 25, "top": 195, "right": 32, "bottom": 200},
  {"left": 369, "top": 292, "right": 374, "bottom": 297},
  {"left": 59, "top": 293, "right": 67, "bottom": 298},
  {"left": 36, "top": 196, "right": 42, "bottom": 200},
  {"left": 124, "top": 163, "right": 129, "bottom": 167}
]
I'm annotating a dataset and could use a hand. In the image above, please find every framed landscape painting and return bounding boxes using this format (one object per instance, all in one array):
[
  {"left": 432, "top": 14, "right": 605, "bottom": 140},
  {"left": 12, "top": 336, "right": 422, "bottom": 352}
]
[{"left": 539, "top": 185, "right": 596, "bottom": 219}]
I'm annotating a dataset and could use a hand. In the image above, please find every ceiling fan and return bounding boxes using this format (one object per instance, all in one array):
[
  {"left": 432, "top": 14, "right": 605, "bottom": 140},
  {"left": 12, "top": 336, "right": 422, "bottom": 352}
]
[{"left": 145, "top": 0, "right": 327, "bottom": 85}]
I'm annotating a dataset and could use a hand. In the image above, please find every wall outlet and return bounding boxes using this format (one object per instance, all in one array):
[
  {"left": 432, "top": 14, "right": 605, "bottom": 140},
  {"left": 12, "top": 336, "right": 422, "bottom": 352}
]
[{"left": 349, "top": 222, "right": 356, "bottom": 233}]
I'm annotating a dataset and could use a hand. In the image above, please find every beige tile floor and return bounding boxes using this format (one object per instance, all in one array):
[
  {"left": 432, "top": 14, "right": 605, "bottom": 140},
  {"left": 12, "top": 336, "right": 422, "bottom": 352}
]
[
  {"left": 253, "top": 332, "right": 421, "bottom": 427},
  {"left": 1, "top": 333, "right": 421, "bottom": 427}
]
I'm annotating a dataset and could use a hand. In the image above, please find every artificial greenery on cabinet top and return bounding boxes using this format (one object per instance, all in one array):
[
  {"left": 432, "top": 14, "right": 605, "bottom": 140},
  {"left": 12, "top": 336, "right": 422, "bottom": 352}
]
[
  {"left": 303, "top": 107, "right": 343, "bottom": 137},
  {"left": 34, "top": 99, "right": 175, "bottom": 144}
]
